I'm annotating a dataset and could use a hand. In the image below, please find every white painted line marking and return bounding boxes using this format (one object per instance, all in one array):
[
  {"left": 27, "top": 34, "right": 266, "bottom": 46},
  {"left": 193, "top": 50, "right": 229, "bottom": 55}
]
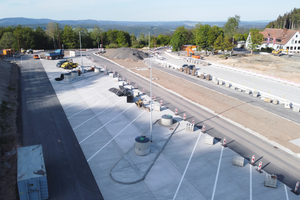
[
  {"left": 64, "top": 88, "right": 109, "bottom": 109},
  {"left": 73, "top": 98, "right": 124, "bottom": 130},
  {"left": 87, "top": 111, "right": 145, "bottom": 162},
  {"left": 173, "top": 131, "right": 202, "bottom": 200},
  {"left": 284, "top": 185, "right": 290, "bottom": 200},
  {"left": 68, "top": 93, "right": 115, "bottom": 119},
  {"left": 250, "top": 164, "right": 252, "bottom": 200},
  {"left": 79, "top": 103, "right": 135, "bottom": 144},
  {"left": 211, "top": 145, "right": 224, "bottom": 200},
  {"left": 60, "top": 80, "right": 113, "bottom": 102}
]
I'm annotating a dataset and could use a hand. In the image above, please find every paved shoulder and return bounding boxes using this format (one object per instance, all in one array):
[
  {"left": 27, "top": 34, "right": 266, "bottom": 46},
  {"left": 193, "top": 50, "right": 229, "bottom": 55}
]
[{"left": 18, "top": 58, "right": 103, "bottom": 200}]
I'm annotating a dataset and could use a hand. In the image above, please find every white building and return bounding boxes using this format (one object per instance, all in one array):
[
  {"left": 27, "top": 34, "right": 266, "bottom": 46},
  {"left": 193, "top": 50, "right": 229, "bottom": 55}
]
[{"left": 246, "top": 28, "right": 300, "bottom": 53}]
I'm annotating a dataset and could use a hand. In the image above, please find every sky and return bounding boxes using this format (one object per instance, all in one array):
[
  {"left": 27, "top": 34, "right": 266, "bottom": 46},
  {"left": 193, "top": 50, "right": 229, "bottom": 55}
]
[{"left": 0, "top": 0, "right": 299, "bottom": 22}]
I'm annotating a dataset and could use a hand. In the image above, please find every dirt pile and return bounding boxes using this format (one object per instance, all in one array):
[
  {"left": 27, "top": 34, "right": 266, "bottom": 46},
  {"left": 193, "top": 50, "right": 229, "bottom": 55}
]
[{"left": 108, "top": 47, "right": 148, "bottom": 61}]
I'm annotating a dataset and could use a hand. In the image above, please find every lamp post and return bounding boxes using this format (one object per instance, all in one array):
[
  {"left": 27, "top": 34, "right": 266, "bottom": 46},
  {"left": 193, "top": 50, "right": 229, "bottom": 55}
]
[
  {"left": 149, "top": 31, "right": 153, "bottom": 142},
  {"left": 79, "top": 32, "right": 83, "bottom": 70}
]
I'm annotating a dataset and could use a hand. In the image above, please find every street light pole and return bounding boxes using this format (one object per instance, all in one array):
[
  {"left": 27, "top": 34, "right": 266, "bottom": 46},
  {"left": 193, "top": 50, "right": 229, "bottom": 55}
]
[
  {"left": 79, "top": 32, "right": 83, "bottom": 69},
  {"left": 149, "top": 31, "right": 153, "bottom": 142}
]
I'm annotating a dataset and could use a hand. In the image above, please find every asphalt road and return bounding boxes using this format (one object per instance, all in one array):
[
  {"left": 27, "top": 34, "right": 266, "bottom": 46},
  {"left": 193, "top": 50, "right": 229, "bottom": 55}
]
[
  {"left": 147, "top": 56, "right": 300, "bottom": 124},
  {"left": 18, "top": 54, "right": 103, "bottom": 200},
  {"left": 88, "top": 52, "right": 300, "bottom": 189}
]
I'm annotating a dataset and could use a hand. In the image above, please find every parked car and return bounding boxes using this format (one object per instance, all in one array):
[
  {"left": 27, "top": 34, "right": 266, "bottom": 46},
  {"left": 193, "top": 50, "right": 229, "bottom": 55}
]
[{"left": 33, "top": 54, "right": 39, "bottom": 59}]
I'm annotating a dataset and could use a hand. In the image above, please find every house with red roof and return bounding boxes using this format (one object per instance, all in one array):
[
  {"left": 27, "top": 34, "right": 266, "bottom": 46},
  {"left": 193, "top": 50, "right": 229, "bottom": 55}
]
[{"left": 245, "top": 28, "right": 300, "bottom": 53}]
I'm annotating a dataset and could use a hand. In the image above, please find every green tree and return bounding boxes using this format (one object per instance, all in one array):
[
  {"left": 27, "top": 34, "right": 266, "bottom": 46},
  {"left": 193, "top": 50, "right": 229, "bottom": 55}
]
[
  {"left": 207, "top": 26, "right": 224, "bottom": 46},
  {"left": 196, "top": 24, "right": 211, "bottom": 54},
  {"left": 213, "top": 36, "right": 234, "bottom": 52},
  {"left": 224, "top": 15, "right": 240, "bottom": 40},
  {"left": 91, "top": 25, "right": 102, "bottom": 48},
  {"left": 75, "top": 27, "right": 92, "bottom": 48},
  {"left": 247, "top": 29, "right": 264, "bottom": 54},
  {"left": 0, "top": 32, "right": 16, "bottom": 49},
  {"left": 62, "top": 25, "right": 76, "bottom": 49},
  {"left": 34, "top": 26, "right": 51, "bottom": 49},
  {"left": 46, "top": 22, "right": 58, "bottom": 49},
  {"left": 170, "top": 26, "right": 189, "bottom": 51}
]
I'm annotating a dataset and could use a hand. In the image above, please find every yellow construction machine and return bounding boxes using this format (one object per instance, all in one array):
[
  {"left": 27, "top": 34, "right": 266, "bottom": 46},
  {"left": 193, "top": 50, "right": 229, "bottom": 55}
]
[
  {"left": 272, "top": 49, "right": 288, "bottom": 56},
  {"left": 61, "top": 62, "right": 78, "bottom": 69},
  {"left": 135, "top": 99, "right": 150, "bottom": 112}
]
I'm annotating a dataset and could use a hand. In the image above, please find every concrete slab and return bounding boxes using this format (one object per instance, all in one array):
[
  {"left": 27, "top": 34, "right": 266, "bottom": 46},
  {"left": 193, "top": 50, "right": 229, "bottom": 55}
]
[{"left": 40, "top": 57, "right": 298, "bottom": 200}]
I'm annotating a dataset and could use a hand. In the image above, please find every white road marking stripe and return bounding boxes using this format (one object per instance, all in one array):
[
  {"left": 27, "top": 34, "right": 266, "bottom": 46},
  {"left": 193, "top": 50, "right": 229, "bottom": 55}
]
[
  {"left": 173, "top": 132, "right": 202, "bottom": 200},
  {"left": 211, "top": 145, "right": 224, "bottom": 200},
  {"left": 73, "top": 98, "right": 124, "bottom": 130},
  {"left": 79, "top": 103, "right": 135, "bottom": 144},
  {"left": 284, "top": 185, "right": 290, "bottom": 200},
  {"left": 87, "top": 111, "right": 145, "bottom": 162},
  {"left": 64, "top": 88, "right": 109, "bottom": 109},
  {"left": 68, "top": 93, "right": 115, "bottom": 119},
  {"left": 60, "top": 80, "right": 113, "bottom": 102}
]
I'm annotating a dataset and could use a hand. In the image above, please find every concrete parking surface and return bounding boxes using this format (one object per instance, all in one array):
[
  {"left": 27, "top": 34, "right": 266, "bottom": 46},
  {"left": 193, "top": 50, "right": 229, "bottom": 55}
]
[{"left": 41, "top": 57, "right": 299, "bottom": 200}]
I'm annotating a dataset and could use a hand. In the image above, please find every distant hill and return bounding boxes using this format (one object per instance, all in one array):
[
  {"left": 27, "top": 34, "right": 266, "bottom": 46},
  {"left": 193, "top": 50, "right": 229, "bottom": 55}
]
[{"left": 0, "top": 17, "right": 270, "bottom": 36}]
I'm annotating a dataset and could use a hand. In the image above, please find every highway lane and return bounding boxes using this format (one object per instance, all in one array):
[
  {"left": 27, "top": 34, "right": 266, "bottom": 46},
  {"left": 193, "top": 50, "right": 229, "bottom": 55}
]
[
  {"left": 146, "top": 57, "right": 300, "bottom": 124},
  {"left": 161, "top": 51, "right": 300, "bottom": 106},
  {"left": 88, "top": 52, "right": 300, "bottom": 189},
  {"left": 18, "top": 54, "right": 103, "bottom": 200}
]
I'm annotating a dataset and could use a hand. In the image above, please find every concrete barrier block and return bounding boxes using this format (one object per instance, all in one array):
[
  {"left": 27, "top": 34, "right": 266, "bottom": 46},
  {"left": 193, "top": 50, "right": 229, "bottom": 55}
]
[
  {"left": 232, "top": 156, "right": 244, "bottom": 167},
  {"left": 185, "top": 123, "right": 194, "bottom": 132},
  {"left": 133, "top": 90, "right": 139, "bottom": 97},
  {"left": 114, "top": 77, "right": 119, "bottom": 82},
  {"left": 154, "top": 105, "right": 161, "bottom": 112},
  {"left": 230, "top": 86, "right": 236, "bottom": 90},
  {"left": 272, "top": 99, "right": 278, "bottom": 105},
  {"left": 237, "top": 88, "right": 243, "bottom": 92},
  {"left": 109, "top": 73, "right": 114, "bottom": 78},
  {"left": 200, "top": 74, "right": 205, "bottom": 79},
  {"left": 119, "top": 81, "right": 124, "bottom": 86},
  {"left": 264, "top": 98, "right": 272, "bottom": 103},
  {"left": 264, "top": 174, "right": 277, "bottom": 188},
  {"left": 253, "top": 91, "right": 260, "bottom": 97},
  {"left": 205, "top": 135, "right": 214, "bottom": 145},
  {"left": 293, "top": 106, "right": 300, "bottom": 112},
  {"left": 245, "top": 89, "right": 251, "bottom": 94},
  {"left": 212, "top": 78, "right": 219, "bottom": 85},
  {"left": 284, "top": 102, "right": 291, "bottom": 109},
  {"left": 206, "top": 74, "right": 211, "bottom": 81},
  {"left": 225, "top": 82, "right": 231, "bottom": 88},
  {"left": 261, "top": 97, "right": 265, "bottom": 101},
  {"left": 218, "top": 80, "right": 223, "bottom": 85}
]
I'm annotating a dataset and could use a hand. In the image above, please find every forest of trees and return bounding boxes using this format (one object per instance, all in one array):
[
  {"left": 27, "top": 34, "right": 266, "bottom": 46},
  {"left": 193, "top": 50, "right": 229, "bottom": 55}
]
[
  {"left": 266, "top": 8, "right": 300, "bottom": 30},
  {"left": 0, "top": 15, "right": 260, "bottom": 52}
]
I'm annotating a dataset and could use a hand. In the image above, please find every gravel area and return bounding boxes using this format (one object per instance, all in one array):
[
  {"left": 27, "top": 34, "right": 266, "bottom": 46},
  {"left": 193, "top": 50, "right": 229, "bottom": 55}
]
[{"left": 108, "top": 47, "right": 148, "bottom": 61}]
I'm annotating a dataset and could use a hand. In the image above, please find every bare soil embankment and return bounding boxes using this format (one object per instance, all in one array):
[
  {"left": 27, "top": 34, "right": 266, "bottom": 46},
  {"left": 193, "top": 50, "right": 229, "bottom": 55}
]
[
  {"left": 205, "top": 54, "right": 300, "bottom": 83},
  {"left": 102, "top": 48, "right": 300, "bottom": 153}
]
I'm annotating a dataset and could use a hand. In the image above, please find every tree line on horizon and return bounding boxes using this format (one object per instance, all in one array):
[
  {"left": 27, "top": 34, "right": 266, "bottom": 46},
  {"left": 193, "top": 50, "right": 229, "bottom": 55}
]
[
  {"left": 266, "top": 8, "right": 300, "bottom": 30},
  {"left": 0, "top": 15, "right": 264, "bottom": 53}
]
